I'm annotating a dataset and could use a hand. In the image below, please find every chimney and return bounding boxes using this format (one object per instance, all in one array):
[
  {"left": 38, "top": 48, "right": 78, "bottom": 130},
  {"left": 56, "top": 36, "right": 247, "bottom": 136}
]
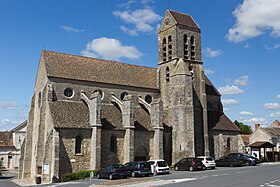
[{"left": 254, "top": 124, "right": 260, "bottom": 131}]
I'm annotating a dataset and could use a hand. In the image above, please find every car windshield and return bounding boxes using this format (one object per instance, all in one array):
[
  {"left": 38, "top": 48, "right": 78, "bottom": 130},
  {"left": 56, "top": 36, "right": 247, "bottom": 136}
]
[
  {"left": 157, "top": 161, "right": 168, "bottom": 167},
  {"left": 206, "top": 157, "right": 214, "bottom": 161},
  {"left": 140, "top": 162, "right": 150, "bottom": 168},
  {"left": 148, "top": 161, "right": 155, "bottom": 165}
]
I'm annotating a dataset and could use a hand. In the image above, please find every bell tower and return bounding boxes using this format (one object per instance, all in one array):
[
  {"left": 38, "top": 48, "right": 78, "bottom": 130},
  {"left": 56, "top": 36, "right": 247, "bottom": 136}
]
[{"left": 158, "top": 10, "right": 209, "bottom": 163}]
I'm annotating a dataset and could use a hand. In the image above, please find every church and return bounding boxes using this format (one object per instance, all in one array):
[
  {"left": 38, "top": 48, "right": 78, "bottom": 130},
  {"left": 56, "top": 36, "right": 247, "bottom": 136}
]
[{"left": 19, "top": 10, "right": 241, "bottom": 183}]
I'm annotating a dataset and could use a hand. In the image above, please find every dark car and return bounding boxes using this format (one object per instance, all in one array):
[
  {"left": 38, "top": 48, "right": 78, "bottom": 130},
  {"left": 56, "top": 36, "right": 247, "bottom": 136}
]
[
  {"left": 124, "top": 161, "right": 152, "bottom": 177},
  {"left": 96, "top": 164, "right": 128, "bottom": 180},
  {"left": 215, "top": 155, "right": 245, "bottom": 167},
  {"left": 174, "top": 158, "right": 205, "bottom": 171},
  {"left": 228, "top": 153, "right": 260, "bottom": 166}
]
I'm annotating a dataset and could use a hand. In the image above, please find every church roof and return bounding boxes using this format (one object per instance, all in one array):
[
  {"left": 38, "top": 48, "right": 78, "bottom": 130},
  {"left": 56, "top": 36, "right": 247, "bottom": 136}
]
[
  {"left": 42, "top": 50, "right": 158, "bottom": 90},
  {"left": 168, "top": 10, "right": 200, "bottom": 31},
  {"left": 211, "top": 113, "right": 241, "bottom": 132},
  {"left": 205, "top": 76, "right": 221, "bottom": 96},
  {"left": 10, "top": 120, "right": 27, "bottom": 132}
]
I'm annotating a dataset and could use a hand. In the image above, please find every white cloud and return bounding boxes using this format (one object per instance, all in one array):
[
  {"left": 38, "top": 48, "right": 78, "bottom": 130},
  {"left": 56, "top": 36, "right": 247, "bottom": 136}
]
[
  {"left": 277, "top": 94, "right": 280, "bottom": 99},
  {"left": 205, "top": 48, "right": 223, "bottom": 58},
  {"left": 244, "top": 118, "right": 267, "bottom": 124},
  {"left": 218, "top": 85, "right": 244, "bottom": 95},
  {"left": 233, "top": 75, "right": 249, "bottom": 86},
  {"left": 244, "top": 43, "right": 250, "bottom": 48},
  {"left": 270, "top": 112, "right": 280, "bottom": 118},
  {"left": 226, "top": 0, "right": 280, "bottom": 42},
  {"left": 204, "top": 69, "right": 215, "bottom": 76},
  {"left": 81, "top": 37, "right": 142, "bottom": 61},
  {"left": 264, "top": 103, "right": 280, "bottom": 110},
  {"left": 60, "top": 25, "right": 85, "bottom": 33},
  {"left": 240, "top": 111, "right": 254, "bottom": 116},
  {"left": 265, "top": 43, "right": 280, "bottom": 50},
  {"left": 0, "top": 101, "right": 18, "bottom": 110},
  {"left": 224, "top": 108, "right": 230, "bottom": 111},
  {"left": 113, "top": 8, "right": 162, "bottom": 35},
  {"left": 222, "top": 99, "right": 239, "bottom": 105},
  {"left": 0, "top": 119, "right": 18, "bottom": 131}
]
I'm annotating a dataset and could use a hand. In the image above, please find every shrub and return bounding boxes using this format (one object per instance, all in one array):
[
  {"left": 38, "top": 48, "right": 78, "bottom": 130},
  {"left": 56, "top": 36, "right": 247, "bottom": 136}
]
[{"left": 61, "top": 170, "right": 97, "bottom": 182}]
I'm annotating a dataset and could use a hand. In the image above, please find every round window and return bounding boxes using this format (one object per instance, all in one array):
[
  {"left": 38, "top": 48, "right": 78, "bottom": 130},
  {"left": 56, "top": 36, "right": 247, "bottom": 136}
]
[
  {"left": 120, "top": 92, "right": 128, "bottom": 100},
  {"left": 145, "top": 95, "right": 152, "bottom": 104},
  {"left": 64, "top": 88, "right": 74, "bottom": 98}
]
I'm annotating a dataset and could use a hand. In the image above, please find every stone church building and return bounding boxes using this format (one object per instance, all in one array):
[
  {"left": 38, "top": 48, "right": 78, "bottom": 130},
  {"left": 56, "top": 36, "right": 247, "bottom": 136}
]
[{"left": 19, "top": 10, "right": 241, "bottom": 182}]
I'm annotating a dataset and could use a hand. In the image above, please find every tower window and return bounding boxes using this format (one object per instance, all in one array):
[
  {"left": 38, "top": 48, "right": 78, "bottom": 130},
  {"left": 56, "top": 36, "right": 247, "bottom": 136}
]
[
  {"left": 64, "top": 88, "right": 74, "bottom": 98},
  {"left": 168, "top": 36, "right": 172, "bottom": 60},
  {"left": 184, "top": 34, "right": 188, "bottom": 59},
  {"left": 145, "top": 95, "right": 152, "bottom": 104},
  {"left": 120, "top": 92, "right": 128, "bottom": 100},
  {"left": 165, "top": 66, "right": 170, "bottom": 82},
  {"left": 227, "top": 137, "right": 231, "bottom": 148},
  {"left": 75, "top": 135, "right": 82, "bottom": 154},
  {"left": 190, "top": 36, "right": 195, "bottom": 60},
  {"left": 110, "top": 135, "right": 117, "bottom": 153},
  {"left": 162, "top": 38, "right": 167, "bottom": 62}
]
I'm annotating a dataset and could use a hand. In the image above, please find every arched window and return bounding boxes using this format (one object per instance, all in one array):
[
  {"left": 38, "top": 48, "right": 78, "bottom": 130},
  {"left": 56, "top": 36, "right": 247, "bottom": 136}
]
[
  {"left": 162, "top": 38, "right": 167, "bottom": 62},
  {"left": 190, "top": 36, "right": 195, "bottom": 60},
  {"left": 38, "top": 92, "right": 42, "bottom": 108},
  {"left": 75, "top": 135, "right": 82, "bottom": 154},
  {"left": 110, "top": 135, "right": 117, "bottom": 153},
  {"left": 165, "top": 66, "right": 170, "bottom": 82},
  {"left": 183, "top": 34, "right": 188, "bottom": 59},
  {"left": 168, "top": 35, "right": 172, "bottom": 60},
  {"left": 227, "top": 137, "right": 231, "bottom": 148}
]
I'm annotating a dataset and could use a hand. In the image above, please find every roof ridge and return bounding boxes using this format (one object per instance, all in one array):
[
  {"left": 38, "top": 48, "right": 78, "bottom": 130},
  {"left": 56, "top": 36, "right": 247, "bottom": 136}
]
[{"left": 42, "top": 50, "right": 157, "bottom": 70}]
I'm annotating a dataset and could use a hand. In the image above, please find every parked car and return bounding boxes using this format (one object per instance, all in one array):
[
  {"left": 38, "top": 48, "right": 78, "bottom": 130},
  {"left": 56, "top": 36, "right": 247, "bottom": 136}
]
[
  {"left": 147, "top": 159, "right": 169, "bottom": 175},
  {"left": 197, "top": 156, "right": 216, "bottom": 169},
  {"left": 174, "top": 157, "right": 205, "bottom": 171},
  {"left": 215, "top": 155, "right": 245, "bottom": 167},
  {"left": 228, "top": 153, "right": 260, "bottom": 166},
  {"left": 124, "top": 161, "right": 152, "bottom": 177},
  {"left": 96, "top": 164, "right": 128, "bottom": 180}
]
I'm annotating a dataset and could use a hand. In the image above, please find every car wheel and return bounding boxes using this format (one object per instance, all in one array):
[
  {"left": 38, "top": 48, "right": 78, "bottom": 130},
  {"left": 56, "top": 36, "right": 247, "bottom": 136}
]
[
  {"left": 212, "top": 167, "right": 215, "bottom": 170},
  {"left": 229, "top": 163, "right": 233, "bottom": 167},
  {"left": 202, "top": 166, "right": 206, "bottom": 170},
  {"left": 245, "top": 161, "right": 249, "bottom": 166},
  {"left": 174, "top": 166, "right": 179, "bottom": 171},
  {"left": 109, "top": 174, "right": 113, "bottom": 180},
  {"left": 131, "top": 172, "right": 136, "bottom": 178},
  {"left": 189, "top": 166, "right": 194, "bottom": 171},
  {"left": 96, "top": 173, "right": 100, "bottom": 179}
]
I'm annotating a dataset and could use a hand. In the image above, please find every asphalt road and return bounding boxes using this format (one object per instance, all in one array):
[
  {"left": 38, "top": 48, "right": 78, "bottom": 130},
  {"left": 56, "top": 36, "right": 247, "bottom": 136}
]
[{"left": 1, "top": 163, "right": 279, "bottom": 187}]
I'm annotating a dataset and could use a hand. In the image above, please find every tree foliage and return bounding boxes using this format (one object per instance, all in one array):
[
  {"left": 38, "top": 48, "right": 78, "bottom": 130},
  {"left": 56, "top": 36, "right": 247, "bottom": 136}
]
[{"left": 234, "top": 120, "right": 253, "bottom": 134}]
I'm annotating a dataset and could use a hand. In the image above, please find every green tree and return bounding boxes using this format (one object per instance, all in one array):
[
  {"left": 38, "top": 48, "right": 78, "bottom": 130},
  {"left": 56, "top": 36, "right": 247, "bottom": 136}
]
[{"left": 234, "top": 120, "right": 253, "bottom": 134}]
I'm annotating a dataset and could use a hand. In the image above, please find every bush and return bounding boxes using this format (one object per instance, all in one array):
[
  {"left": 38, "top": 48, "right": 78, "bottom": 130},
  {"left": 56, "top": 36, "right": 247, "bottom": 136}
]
[{"left": 61, "top": 170, "right": 97, "bottom": 182}]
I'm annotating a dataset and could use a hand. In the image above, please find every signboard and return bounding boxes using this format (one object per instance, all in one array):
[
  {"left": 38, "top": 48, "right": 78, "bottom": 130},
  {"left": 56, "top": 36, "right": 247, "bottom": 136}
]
[
  {"left": 251, "top": 147, "right": 260, "bottom": 159},
  {"left": 43, "top": 163, "right": 50, "bottom": 175}
]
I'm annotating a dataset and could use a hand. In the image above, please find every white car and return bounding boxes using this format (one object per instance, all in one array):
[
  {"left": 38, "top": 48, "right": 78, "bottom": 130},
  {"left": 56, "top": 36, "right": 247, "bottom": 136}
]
[
  {"left": 197, "top": 156, "right": 216, "bottom": 169},
  {"left": 147, "top": 159, "right": 169, "bottom": 174}
]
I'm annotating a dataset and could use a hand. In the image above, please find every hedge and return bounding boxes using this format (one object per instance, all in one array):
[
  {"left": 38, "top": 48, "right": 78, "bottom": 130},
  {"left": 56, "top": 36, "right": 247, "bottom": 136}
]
[{"left": 61, "top": 170, "right": 97, "bottom": 182}]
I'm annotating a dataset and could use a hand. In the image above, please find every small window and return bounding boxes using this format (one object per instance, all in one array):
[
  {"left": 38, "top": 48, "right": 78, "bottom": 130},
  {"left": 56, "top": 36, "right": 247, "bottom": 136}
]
[
  {"left": 190, "top": 36, "right": 195, "bottom": 60},
  {"left": 162, "top": 38, "right": 167, "bottom": 62},
  {"left": 183, "top": 34, "right": 188, "bottom": 59},
  {"left": 64, "top": 88, "right": 74, "bottom": 98},
  {"left": 38, "top": 92, "right": 42, "bottom": 107},
  {"left": 145, "top": 95, "right": 152, "bottom": 104},
  {"left": 110, "top": 135, "right": 117, "bottom": 153},
  {"left": 75, "top": 135, "right": 82, "bottom": 154}
]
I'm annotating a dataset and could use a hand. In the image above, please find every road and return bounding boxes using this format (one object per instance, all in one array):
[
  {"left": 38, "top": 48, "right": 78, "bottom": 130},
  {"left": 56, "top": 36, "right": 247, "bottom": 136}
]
[{"left": 1, "top": 163, "right": 279, "bottom": 187}]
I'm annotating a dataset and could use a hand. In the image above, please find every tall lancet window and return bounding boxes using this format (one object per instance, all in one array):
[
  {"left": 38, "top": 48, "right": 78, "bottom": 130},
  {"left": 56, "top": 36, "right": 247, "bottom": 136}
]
[
  {"left": 162, "top": 38, "right": 167, "bottom": 62},
  {"left": 190, "top": 36, "right": 195, "bottom": 60},
  {"left": 168, "top": 35, "right": 172, "bottom": 60},
  {"left": 166, "top": 66, "right": 170, "bottom": 82},
  {"left": 183, "top": 34, "right": 188, "bottom": 59},
  {"left": 75, "top": 135, "right": 82, "bottom": 154},
  {"left": 110, "top": 135, "right": 117, "bottom": 153}
]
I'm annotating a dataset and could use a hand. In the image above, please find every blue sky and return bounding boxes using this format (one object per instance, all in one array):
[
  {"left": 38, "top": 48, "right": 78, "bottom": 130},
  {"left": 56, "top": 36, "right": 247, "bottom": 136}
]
[{"left": 0, "top": 0, "right": 279, "bottom": 131}]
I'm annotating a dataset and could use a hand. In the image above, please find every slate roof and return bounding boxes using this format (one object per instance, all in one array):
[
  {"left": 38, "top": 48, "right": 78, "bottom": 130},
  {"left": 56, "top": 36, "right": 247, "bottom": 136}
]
[
  {"left": 205, "top": 76, "right": 221, "bottom": 96},
  {"left": 0, "top": 132, "right": 13, "bottom": 146},
  {"left": 42, "top": 50, "right": 158, "bottom": 90},
  {"left": 10, "top": 120, "right": 27, "bottom": 132},
  {"left": 260, "top": 127, "right": 280, "bottom": 137},
  {"left": 211, "top": 113, "right": 240, "bottom": 132},
  {"left": 169, "top": 10, "right": 200, "bottom": 31}
]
